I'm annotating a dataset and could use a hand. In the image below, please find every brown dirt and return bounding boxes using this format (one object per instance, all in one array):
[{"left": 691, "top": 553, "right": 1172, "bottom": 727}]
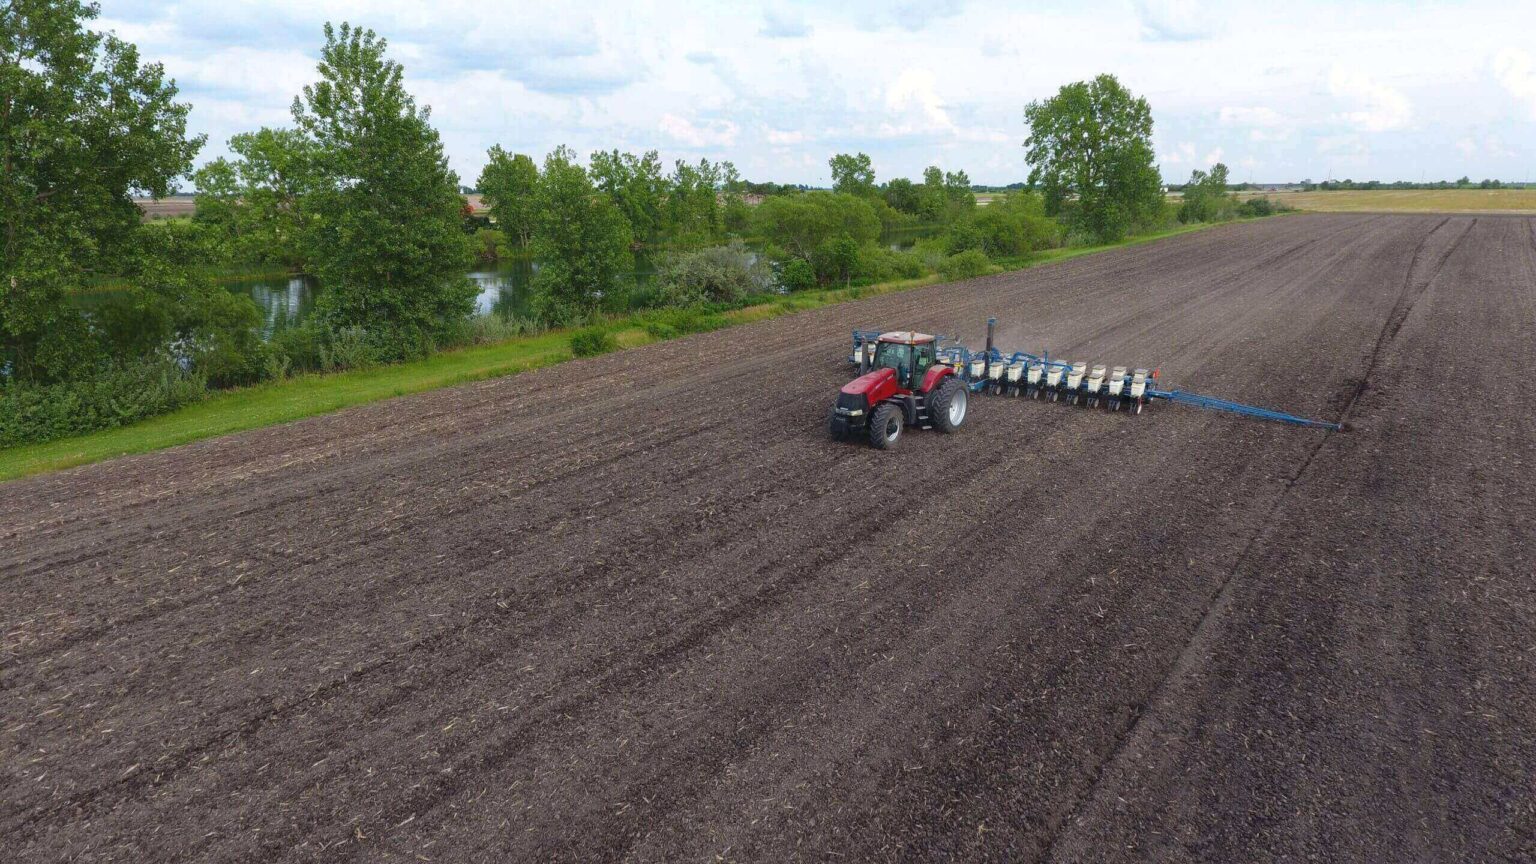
[{"left": 3, "top": 214, "right": 1533, "bottom": 862}]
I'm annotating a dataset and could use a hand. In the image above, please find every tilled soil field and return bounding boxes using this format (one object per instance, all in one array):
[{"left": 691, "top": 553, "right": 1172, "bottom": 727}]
[{"left": 3, "top": 214, "right": 1534, "bottom": 862}]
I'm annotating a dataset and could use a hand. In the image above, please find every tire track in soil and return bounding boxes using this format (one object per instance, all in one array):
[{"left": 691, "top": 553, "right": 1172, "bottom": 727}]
[{"left": 1041, "top": 213, "right": 1473, "bottom": 861}]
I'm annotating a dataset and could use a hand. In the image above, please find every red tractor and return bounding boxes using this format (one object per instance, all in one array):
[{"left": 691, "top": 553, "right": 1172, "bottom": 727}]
[{"left": 829, "top": 331, "right": 969, "bottom": 449}]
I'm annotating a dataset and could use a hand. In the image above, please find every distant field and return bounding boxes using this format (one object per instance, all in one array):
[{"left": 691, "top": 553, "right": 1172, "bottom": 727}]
[{"left": 1239, "top": 188, "right": 1536, "bottom": 213}]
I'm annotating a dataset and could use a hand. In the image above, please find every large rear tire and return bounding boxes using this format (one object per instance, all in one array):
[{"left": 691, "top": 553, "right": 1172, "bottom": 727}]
[
  {"left": 868, "top": 402, "right": 903, "bottom": 450},
  {"left": 928, "top": 377, "right": 967, "bottom": 433}
]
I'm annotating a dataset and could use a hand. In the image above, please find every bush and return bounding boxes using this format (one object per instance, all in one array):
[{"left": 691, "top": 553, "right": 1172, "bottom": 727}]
[
  {"left": 653, "top": 241, "right": 773, "bottom": 307},
  {"left": 855, "top": 244, "right": 928, "bottom": 282},
  {"left": 472, "top": 227, "right": 509, "bottom": 262},
  {"left": 944, "top": 222, "right": 987, "bottom": 255},
  {"left": 937, "top": 249, "right": 993, "bottom": 281},
  {"left": 1236, "top": 196, "right": 1291, "bottom": 218},
  {"left": 0, "top": 359, "right": 208, "bottom": 447},
  {"left": 811, "top": 235, "right": 860, "bottom": 286},
  {"left": 780, "top": 258, "right": 816, "bottom": 291},
  {"left": 967, "top": 192, "right": 1062, "bottom": 256},
  {"left": 638, "top": 308, "right": 729, "bottom": 339},
  {"left": 570, "top": 327, "right": 618, "bottom": 357}
]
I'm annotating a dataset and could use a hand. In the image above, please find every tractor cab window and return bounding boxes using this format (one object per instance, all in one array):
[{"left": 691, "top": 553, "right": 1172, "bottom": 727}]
[
  {"left": 914, "top": 342, "right": 935, "bottom": 375},
  {"left": 874, "top": 342, "right": 913, "bottom": 386}
]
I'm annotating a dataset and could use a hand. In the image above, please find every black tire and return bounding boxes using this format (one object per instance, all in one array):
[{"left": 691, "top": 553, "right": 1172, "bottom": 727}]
[
  {"left": 928, "top": 377, "right": 967, "bottom": 433},
  {"left": 868, "top": 402, "right": 903, "bottom": 449},
  {"left": 828, "top": 405, "right": 845, "bottom": 440}
]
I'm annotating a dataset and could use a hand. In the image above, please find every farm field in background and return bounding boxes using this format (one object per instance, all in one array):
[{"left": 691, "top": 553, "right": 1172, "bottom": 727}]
[
  {"left": 5, "top": 214, "right": 1533, "bottom": 861},
  {"left": 1240, "top": 187, "right": 1536, "bottom": 212}
]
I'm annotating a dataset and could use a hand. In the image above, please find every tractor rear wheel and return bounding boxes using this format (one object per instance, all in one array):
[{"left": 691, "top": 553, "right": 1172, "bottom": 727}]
[
  {"left": 868, "top": 403, "right": 903, "bottom": 449},
  {"left": 928, "top": 377, "right": 967, "bottom": 433}
]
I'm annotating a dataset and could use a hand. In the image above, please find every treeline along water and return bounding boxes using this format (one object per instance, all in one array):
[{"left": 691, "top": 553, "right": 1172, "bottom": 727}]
[{"left": 74, "top": 226, "right": 940, "bottom": 340}]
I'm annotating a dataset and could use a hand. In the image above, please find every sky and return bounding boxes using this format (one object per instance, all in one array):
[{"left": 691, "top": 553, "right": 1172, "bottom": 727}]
[{"left": 94, "top": 0, "right": 1536, "bottom": 188}]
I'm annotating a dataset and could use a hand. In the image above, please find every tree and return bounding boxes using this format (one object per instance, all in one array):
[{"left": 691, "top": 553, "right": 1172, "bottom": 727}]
[
  {"left": 589, "top": 149, "right": 666, "bottom": 247},
  {"left": 751, "top": 192, "right": 881, "bottom": 262},
  {"left": 529, "top": 146, "right": 632, "bottom": 324},
  {"left": 1, "top": 0, "right": 204, "bottom": 382},
  {"left": 665, "top": 158, "right": 725, "bottom": 246},
  {"left": 882, "top": 177, "right": 920, "bottom": 214},
  {"left": 291, "top": 22, "right": 474, "bottom": 352},
  {"left": 193, "top": 127, "right": 315, "bottom": 268},
  {"left": 829, "top": 152, "right": 876, "bottom": 197},
  {"left": 1177, "top": 162, "right": 1234, "bottom": 223},
  {"left": 476, "top": 146, "right": 538, "bottom": 248},
  {"left": 1024, "top": 74, "right": 1164, "bottom": 242}
]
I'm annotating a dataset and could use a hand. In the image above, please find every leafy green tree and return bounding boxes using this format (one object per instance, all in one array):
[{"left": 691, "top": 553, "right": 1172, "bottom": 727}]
[
  {"left": 530, "top": 146, "right": 632, "bottom": 324},
  {"left": 589, "top": 149, "right": 666, "bottom": 247},
  {"left": 1177, "top": 162, "right": 1234, "bottom": 223},
  {"left": 193, "top": 127, "right": 315, "bottom": 268},
  {"left": 665, "top": 158, "right": 724, "bottom": 246},
  {"left": 751, "top": 192, "right": 881, "bottom": 262},
  {"left": 476, "top": 146, "right": 538, "bottom": 248},
  {"left": 1024, "top": 73, "right": 1164, "bottom": 242},
  {"left": 720, "top": 161, "right": 751, "bottom": 234},
  {"left": 95, "top": 220, "right": 267, "bottom": 385},
  {"left": 829, "top": 152, "right": 876, "bottom": 197},
  {"left": 812, "top": 235, "right": 860, "bottom": 286},
  {"left": 291, "top": 22, "right": 474, "bottom": 351},
  {"left": 1, "top": 0, "right": 203, "bottom": 382},
  {"left": 882, "top": 177, "right": 920, "bottom": 214},
  {"left": 918, "top": 167, "right": 949, "bottom": 221},
  {"left": 966, "top": 191, "right": 1060, "bottom": 255}
]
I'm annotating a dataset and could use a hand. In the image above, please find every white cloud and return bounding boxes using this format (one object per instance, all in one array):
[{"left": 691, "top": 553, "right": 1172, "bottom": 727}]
[
  {"left": 1456, "top": 136, "right": 1479, "bottom": 157},
  {"left": 658, "top": 114, "right": 740, "bottom": 148},
  {"left": 1493, "top": 49, "right": 1536, "bottom": 120},
  {"left": 765, "top": 128, "right": 808, "bottom": 146},
  {"left": 1328, "top": 67, "right": 1412, "bottom": 132},
  {"left": 1203, "top": 147, "right": 1224, "bottom": 165},
  {"left": 761, "top": 5, "right": 811, "bottom": 38},
  {"left": 1160, "top": 141, "right": 1196, "bottom": 165},
  {"left": 1218, "top": 106, "right": 1285, "bottom": 128},
  {"left": 1135, "top": 0, "right": 1216, "bottom": 41},
  {"left": 883, "top": 68, "right": 953, "bottom": 132}
]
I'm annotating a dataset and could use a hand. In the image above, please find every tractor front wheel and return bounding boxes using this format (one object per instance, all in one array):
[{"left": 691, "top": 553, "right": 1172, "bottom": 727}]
[
  {"left": 928, "top": 377, "right": 967, "bottom": 433},
  {"left": 868, "top": 403, "right": 903, "bottom": 450},
  {"left": 828, "top": 405, "right": 846, "bottom": 440}
]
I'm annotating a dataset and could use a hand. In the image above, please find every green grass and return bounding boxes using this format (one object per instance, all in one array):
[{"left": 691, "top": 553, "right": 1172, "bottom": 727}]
[{"left": 0, "top": 220, "right": 1231, "bottom": 482}]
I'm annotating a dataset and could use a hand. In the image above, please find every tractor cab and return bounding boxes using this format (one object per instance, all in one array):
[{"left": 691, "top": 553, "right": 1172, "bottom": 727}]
[{"left": 869, "top": 331, "right": 937, "bottom": 391}]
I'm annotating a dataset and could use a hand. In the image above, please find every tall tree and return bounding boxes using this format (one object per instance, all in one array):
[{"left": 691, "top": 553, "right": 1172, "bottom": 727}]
[
  {"left": 1177, "top": 162, "right": 1232, "bottom": 223},
  {"left": 1024, "top": 74, "right": 1163, "bottom": 242},
  {"left": 193, "top": 127, "right": 315, "bottom": 268},
  {"left": 829, "top": 152, "right": 876, "bottom": 197},
  {"left": 665, "top": 158, "right": 723, "bottom": 246},
  {"left": 882, "top": 177, "right": 920, "bottom": 214},
  {"left": 589, "top": 149, "right": 666, "bottom": 247},
  {"left": 1, "top": 0, "right": 203, "bottom": 382},
  {"left": 291, "top": 22, "right": 473, "bottom": 350},
  {"left": 476, "top": 145, "right": 538, "bottom": 248},
  {"left": 530, "top": 146, "right": 632, "bottom": 324}
]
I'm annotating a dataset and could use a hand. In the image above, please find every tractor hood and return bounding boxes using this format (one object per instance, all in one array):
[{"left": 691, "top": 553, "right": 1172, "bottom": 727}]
[{"left": 841, "top": 367, "right": 896, "bottom": 396}]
